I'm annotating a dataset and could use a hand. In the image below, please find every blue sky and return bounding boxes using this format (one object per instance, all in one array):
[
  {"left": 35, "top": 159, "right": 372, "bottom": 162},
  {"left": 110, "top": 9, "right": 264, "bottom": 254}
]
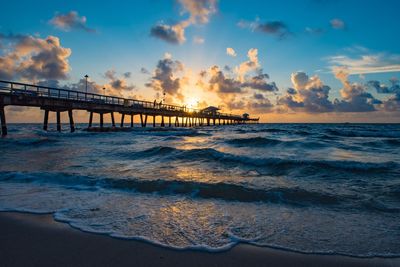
[{"left": 1, "top": 0, "right": 400, "bottom": 122}]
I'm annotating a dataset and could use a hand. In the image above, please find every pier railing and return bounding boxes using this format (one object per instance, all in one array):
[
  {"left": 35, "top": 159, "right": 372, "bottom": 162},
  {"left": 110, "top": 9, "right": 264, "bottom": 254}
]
[{"left": 0, "top": 80, "right": 242, "bottom": 119}]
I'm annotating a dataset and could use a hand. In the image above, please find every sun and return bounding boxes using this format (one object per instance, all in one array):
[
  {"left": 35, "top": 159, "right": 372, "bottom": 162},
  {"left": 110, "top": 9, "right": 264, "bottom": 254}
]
[{"left": 186, "top": 97, "right": 200, "bottom": 109}]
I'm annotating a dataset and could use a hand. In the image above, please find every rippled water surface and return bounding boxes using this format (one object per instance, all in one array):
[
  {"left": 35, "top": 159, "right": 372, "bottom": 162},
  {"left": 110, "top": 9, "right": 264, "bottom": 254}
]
[{"left": 1, "top": 123, "right": 400, "bottom": 256}]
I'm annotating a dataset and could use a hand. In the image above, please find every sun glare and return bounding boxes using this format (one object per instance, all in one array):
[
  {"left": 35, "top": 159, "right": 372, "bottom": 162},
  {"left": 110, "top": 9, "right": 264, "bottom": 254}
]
[{"left": 186, "top": 97, "right": 200, "bottom": 109}]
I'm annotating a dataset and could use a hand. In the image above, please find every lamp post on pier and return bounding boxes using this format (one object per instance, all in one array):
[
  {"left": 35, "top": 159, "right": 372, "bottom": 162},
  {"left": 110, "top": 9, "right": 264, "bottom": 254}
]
[{"left": 84, "top": 75, "right": 89, "bottom": 93}]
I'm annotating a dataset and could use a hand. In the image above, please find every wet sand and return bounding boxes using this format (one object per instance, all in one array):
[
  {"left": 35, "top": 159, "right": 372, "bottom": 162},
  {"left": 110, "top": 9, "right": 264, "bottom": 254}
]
[{"left": 0, "top": 212, "right": 398, "bottom": 267}]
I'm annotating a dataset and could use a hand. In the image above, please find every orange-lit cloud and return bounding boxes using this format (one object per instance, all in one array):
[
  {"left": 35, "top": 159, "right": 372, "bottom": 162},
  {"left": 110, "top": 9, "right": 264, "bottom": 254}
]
[
  {"left": 226, "top": 47, "right": 237, "bottom": 57},
  {"left": 150, "top": 0, "right": 217, "bottom": 45},
  {"left": 49, "top": 11, "right": 96, "bottom": 33},
  {"left": 0, "top": 34, "right": 71, "bottom": 81}
]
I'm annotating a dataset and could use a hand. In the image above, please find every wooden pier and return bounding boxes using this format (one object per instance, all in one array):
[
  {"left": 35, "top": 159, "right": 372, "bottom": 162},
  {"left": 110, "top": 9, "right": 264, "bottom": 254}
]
[{"left": 0, "top": 80, "right": 259, "bottom": 136}]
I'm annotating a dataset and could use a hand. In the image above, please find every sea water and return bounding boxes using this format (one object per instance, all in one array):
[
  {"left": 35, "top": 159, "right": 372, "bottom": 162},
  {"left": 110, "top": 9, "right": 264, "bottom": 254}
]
[{"left": 0, "top": 123, "right": 399, "bottom": 257}]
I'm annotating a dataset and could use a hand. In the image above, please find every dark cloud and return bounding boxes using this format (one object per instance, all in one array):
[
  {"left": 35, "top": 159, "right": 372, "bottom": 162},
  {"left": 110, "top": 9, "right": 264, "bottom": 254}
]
[
  {"left": 277, "top": 72, "right": 334, "bottom": 113},
  {"left": 333, "top": 88, "right": 379, "bottom": 112},
  {"left": 226, "top": 99, "right": 246, "bottom": 110},
  {"left": 209, "top": 65, "right": 243, "bottom": 93},
  {"left": 248, "top": 98, "right": 274, "bottom": 111},
  {"left": 199, "top": 70, "right": 207, "bottom": 78},
  {"left": 150, "top": 23, "right": 186, "bottom": 44},
  {"left": 248, "top": 93, "right": 274, "bottom": 111},
  {"left": 238, "top": 19, "right": 290, "bottom": 39},
  {"left": 256, "top": 21, "right": 289, "bottom": 37},
  {"left": 104, "top": 70, "right": 135, "bottom": 96},
  {"left": 333, "top": 68, "right": 378, "bottom": 112},
  {"left": 382, "top": 93, "right": 400, "bottom": 111},
  {"left": 37, "top": 80, "right": 62, "bottom": 88},
  {"left": 287, "top": 88, "right": 297, "bottom": 95},
  {"left": 277, "top": 94, "right": 305, "bottom": 109},
  {"left": 140, "top": 67, "right": 150, "bottom": 75},
  {"left": 242, "top": 73, "right": 278, "bottom": 92},
  {"left": 368, "top": 80, "right": 400, "bottom": 94},
  {"left": 208, "top": 66, "right": 278, "bottom": 94},
  {"left": 146, "top": 55, "right": 185, "bottom": 97},
  {"left": 49, "top": 11, "right": 96, "bottom": 33},
  {"left": 224, "top": 65, "right": 232, "bottom": 72},
  {"left": 253, "top": 93, "right": 265, "bottom": 100}
]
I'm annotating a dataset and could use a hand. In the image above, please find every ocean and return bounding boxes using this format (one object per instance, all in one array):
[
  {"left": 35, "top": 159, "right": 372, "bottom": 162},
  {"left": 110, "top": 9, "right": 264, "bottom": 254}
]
[{"left": 0, "top": 123, "right": 399, "bottom": 257}]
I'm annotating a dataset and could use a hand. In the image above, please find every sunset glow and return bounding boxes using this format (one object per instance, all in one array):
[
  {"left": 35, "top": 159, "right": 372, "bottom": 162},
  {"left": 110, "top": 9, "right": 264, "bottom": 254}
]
[
  {"left": 1, "top": 1, "right": 400, "bottom": 265},
  {"left": 0, "top": 0, "right": 399, "bottom": 123}
]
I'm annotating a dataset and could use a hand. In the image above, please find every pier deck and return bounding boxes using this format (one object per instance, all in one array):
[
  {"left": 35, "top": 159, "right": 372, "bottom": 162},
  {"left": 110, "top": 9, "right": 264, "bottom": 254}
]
[{"left": 0, "top": 80, "right": 259, "bottom": 135}]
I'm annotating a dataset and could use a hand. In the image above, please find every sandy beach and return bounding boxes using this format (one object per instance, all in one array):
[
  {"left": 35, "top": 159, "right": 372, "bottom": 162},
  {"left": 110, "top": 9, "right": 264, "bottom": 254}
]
[{"left": 0, "top": 212, "right": 398, "bottom": 267}]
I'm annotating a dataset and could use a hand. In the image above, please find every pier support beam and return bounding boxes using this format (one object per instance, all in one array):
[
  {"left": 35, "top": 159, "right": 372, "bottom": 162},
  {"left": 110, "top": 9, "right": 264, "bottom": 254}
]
[
  {"left": 121, "top": 114, "right": 125, "bottom": 127},
  {"left": 153, "top": 116, "right": 156, "bottom": 127},
  {"left": 100, "top": 113, "right": 104, "bottom": 128},
  {"left": 140, "top": 114, "right": 147, "bottom": 127},
  {"left": 131, "top": 114, "right": 134, "bottom": 127},
  {"left": 207, "top": 118, "right": 210, "bottom": 126},
  {"left": 89, "top": 112, "right": 93, "bottom": 128},
  {"left": 0, "top": 106, "right": 7, "bottom": 136},
  {"left": 56, "top": 111, "right": 61, "bottom": 132},
  {"left": 68, "top": 110, "right": 75, "bottom": 133},
  {"left": 175, "top": 117, "right": 179, "bottom": 127},
  {"left": 111, "top": 112, "right": 115, "bottom": 127},
  {"left": 161, "top": 116, "right": 165, "bottom": 127},
  {"left": 43, "top": 110, "right": 49, "bottom": 131}
]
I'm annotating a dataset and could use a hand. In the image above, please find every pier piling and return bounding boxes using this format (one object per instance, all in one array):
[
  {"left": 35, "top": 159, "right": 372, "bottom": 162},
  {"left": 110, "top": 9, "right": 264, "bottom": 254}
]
[
  {"left": 140, "top": 114, "right": 147, "bottom": 127},
  {"left": 0, "top": 106, "right": 7, "bottom": 136},
  {"left": 121, "top": 114, "right": 125, "bottom": 127},
  {"left": 111, "top": 112, "right": 115, "bottom": 127},
  {"left": 68, "top": 110, "right": 75, "bottom": 133},
  {"left": 161, "top": 116, "right": 165, "bottom": 127},
  {"left": 89, "top": 112, "right": 93, "bottom": 128},
  {"left": 100, "top": 113, "right": 104, "bottom": 128},
  {"left": 56, "top": 111, "right": 61, "bottom": 132},
  {"left": 43, "top": 110, "right": 49, "bottom": 131}
]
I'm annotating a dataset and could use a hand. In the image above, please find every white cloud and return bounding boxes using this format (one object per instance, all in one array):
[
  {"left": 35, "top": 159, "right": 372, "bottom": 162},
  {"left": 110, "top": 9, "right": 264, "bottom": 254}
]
[
  {"left": 327, "top": 53, "right": 400, "bottom": 74},
  {"left": 226, "top": 47, "right": 237, "bottom": 57},
  {"left": 178, "top": 0, "right": 217, "bottom": 24},
  {"left": 235, "top": 48, "right": 260, "bottom": 81},
  {"left": 193, "top": 36, "right": 205, "bottom": 44}
]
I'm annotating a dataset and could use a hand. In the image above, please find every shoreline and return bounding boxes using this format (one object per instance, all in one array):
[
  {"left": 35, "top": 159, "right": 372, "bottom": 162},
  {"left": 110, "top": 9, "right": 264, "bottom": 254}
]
[{"left": 0, "top": 212, "right": 398, "bottom": 267}]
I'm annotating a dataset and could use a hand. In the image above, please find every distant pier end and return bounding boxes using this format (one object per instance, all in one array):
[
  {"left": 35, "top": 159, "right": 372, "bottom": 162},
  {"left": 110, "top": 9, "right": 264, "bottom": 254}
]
[{"left": 0, "top": 80, "right": 259, "bottom": 135}]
